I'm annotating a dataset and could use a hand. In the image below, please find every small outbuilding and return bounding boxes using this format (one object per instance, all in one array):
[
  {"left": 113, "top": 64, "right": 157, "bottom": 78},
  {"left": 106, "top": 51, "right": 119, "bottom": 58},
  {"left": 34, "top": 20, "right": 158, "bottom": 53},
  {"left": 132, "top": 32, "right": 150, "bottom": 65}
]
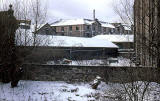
[
  {"left": 16, "top": 33, "right": 119, "bottom": 62},
  {"left": 93, "top": 35, "right": 134, "bottom": 50}
]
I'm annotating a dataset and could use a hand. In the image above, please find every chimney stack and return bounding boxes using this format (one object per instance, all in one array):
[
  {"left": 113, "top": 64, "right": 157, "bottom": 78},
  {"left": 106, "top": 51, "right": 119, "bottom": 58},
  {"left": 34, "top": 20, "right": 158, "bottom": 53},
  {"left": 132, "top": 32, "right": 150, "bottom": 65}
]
[{"left": 93, "top": 9, "right": 95, "bottom": 20}]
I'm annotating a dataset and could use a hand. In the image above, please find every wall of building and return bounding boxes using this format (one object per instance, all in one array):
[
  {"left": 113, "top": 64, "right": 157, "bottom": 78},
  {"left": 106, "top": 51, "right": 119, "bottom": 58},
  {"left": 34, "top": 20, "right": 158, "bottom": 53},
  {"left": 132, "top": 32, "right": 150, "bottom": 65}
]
[
  {"left": 36, "top": 24, "right": 56, "bottom": 35},
  {"left": 134, "top": 0, "right": 160, "bottom": 67},
  {"left": 55, "top": 25, "right": 85, "bottom": 37}
]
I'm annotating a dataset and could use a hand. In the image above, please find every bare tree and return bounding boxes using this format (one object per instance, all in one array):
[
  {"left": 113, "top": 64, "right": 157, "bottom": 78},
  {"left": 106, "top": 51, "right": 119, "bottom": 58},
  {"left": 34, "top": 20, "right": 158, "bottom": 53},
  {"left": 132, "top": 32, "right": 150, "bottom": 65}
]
[
  {"left": 30, "top": 0, "right": 47, "bottom": 46},
  {"left": 113, "top": 0, "right": 134, "bottom": 25}
]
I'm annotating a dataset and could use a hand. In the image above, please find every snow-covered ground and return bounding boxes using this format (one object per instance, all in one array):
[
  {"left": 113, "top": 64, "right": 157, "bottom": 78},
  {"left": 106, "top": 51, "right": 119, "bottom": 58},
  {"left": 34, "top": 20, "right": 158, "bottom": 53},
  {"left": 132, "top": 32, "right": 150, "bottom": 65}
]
[
  {"left": 0, "top": 81, "right": 160, "bottom": 101},
  {"left": 46, "top": 57, "right": 135, "bottom": 67}
]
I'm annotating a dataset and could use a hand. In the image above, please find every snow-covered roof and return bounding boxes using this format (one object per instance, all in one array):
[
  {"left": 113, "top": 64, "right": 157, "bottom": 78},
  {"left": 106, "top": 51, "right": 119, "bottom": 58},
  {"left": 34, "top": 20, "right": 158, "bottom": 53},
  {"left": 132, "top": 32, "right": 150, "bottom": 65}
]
[
  {"left": 101, "top": 22, "right": 115, "bottom": 28},
  {"left": 35, "top": 35, "right": 118, "bottom": 48},
  {"left": 15, "top": 29, "right": 118, "bottom": 48},
  {"left": 93, "top": 35, "right": 134, "bottom": 43},
  {"left": 124, "top": 26, "right": 131, "bottom": 30},
  {"left": 51, "top": 19, "right": 115, "bottom": 28},
  {"left": 121, "top": 24, "right": 132, "bottom": 30},
  {"left": 16, "top": 24, "right": 118, "bottom": 48},
  {"left": 51, "top": 19, "right": 94, "bottom": 26}
]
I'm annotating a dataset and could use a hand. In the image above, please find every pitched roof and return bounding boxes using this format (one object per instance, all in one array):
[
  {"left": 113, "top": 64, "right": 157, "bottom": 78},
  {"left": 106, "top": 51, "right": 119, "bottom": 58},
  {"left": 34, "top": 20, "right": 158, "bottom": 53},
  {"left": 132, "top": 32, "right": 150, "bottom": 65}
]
[
  {"left": 100, "top": 22, "right": 115, "bottom": 28},
  {"left": 51, "top": 19, "right": 92, "bottom": 26},
  {"left": 51, "top": 19, "right": 115, "bottom": 28}
]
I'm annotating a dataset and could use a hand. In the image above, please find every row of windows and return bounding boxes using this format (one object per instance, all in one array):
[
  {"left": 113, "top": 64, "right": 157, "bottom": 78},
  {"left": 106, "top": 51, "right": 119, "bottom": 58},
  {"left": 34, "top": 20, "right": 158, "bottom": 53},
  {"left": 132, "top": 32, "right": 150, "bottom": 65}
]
[
  {"left": 59, "top": 26, "right": 132, "bottom": 34},
  {"left": 61, "top": 26, "right": 79, "bottom": 31},
  {"left": 60, "top": 26, "right": 95, "bottom": 32}
]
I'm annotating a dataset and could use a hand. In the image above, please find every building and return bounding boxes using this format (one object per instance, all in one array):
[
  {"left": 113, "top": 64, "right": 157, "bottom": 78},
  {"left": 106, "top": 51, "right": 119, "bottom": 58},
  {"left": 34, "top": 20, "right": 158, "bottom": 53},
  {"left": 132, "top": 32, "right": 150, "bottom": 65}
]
[
  {"left": 34, "top": 10, "right": 132, "bottom": 37},
  {"left": 40, "top": 20, "right": 132, "bottom": 37},
  {"left": 50, "top": 19, "right": 134, "bottom": 37},
  {"left": 17, "top": 35, "right": 118, "bottom": 62},
  {"left": 111, "top": 23, "right": 133, "bottom": 34},
  {"left": 134, "top": 0, "right": 160, "bottom": 67},
  {"left": 93, "top": 35, "right": 134, "bottom": 49},
  {"left": 35, "top": 23, "right": 56, "bottom": 35},
  {"left": 18, "top": 20, "right": 31, "bottom": 29},
  {"left": 51, "top": 18, "right": 104, "bottom": 37},
  {"left": 48, "top": 10, "right": 132, "bottom": 37}
]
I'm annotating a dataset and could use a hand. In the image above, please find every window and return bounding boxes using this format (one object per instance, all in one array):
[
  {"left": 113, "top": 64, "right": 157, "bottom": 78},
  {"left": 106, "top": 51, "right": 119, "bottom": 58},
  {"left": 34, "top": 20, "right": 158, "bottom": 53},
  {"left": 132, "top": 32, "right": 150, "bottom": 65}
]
[
  {"left": 76, "top": 26, "right": 79, "bottom": 31},
  {"left": 111, "top": 28, "right": 114, "bottom": 33},
  {"left": 69, "top": 26, "right": 72, "bottom": 31},
  {"left": 61, "top": 27, "right": 64, "bottom": 31},
  {"left": 86, "top": 25, "right": 90, "bottom": 30},
  {"left": 45, "top": 27, "right": 49, "bottom": 34},
  {"left": 109, "top": 29, "right": 112, "bottom": 34},
  {"left": 103, "top": 28, "right": 106, "bottom": 32},
  {"left": 93, "top": 26, "right": 95, "bottom": 31},
  {"left": 85, "top": 33, "right": 90, "bottom": 37}
]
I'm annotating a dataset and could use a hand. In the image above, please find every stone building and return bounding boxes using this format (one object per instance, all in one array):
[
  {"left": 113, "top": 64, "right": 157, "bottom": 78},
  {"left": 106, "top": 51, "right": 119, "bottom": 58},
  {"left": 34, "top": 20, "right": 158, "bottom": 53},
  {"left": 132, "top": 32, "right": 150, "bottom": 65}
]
[
  {"left": 134, "top": 0, "right": 160, "bottom": 68},
  {"left": 49, "top": 10, "right": 116, "bottom": 37},
  {"left": 35, "top": 10, "right": 132, "bottom": 37},
  {"left": 48, "top": 19, "right": 133, "bottom": 37},
  {"left": 35, "top": 23, "right": 56, "bottom": 35},
  {"left": 111, "top": 23, "right": 133, "bottom": 34},
  {"left": 50, "top": 18, "right": 106, "bottom": 37}
]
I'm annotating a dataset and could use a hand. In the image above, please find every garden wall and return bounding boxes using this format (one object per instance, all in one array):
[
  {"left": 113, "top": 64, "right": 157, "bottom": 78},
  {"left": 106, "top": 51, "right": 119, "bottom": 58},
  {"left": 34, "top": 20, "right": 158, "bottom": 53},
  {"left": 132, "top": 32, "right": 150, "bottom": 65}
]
[{"left": 22, "top": 64, "right": 160, "bottom": 83}]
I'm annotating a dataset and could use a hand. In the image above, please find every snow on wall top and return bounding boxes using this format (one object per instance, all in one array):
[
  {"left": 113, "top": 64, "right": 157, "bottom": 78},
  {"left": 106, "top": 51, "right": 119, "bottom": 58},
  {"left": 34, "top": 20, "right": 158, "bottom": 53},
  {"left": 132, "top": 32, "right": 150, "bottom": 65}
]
[
  {"left": 51, "top": 19, "right": 115, "bottom": 28},
  {"left": 93, "top": 35, "right": 134, "bottom": 43}
]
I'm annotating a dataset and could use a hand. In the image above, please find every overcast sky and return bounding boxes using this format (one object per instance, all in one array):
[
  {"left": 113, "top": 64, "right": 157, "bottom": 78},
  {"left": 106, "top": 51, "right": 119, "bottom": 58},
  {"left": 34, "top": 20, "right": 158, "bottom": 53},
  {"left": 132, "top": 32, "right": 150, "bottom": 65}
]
[
  {"left": 47, "top": 0, "right": 120, "bottom": 23},
  {"left": 0, "top": 0, "right": 120, "bottom": 23}
]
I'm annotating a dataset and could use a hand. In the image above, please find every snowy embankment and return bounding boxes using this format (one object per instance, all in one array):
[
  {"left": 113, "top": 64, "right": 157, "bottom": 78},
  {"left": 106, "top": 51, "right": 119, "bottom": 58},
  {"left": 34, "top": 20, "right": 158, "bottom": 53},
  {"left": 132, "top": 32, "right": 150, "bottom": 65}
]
[{"left": 0, "top": 81, "right": 160, "bottom": 101}]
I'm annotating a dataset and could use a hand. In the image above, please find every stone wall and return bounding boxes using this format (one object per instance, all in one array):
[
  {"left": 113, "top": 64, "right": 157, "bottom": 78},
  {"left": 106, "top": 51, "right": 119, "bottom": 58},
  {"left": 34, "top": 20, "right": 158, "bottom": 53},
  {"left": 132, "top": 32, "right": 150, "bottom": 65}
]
[
  {"left": 17, "top": 46, "right": 118, "bottom": 64},
  {"left": 22, "top": 64, "right": 160, "bottom": 83}
]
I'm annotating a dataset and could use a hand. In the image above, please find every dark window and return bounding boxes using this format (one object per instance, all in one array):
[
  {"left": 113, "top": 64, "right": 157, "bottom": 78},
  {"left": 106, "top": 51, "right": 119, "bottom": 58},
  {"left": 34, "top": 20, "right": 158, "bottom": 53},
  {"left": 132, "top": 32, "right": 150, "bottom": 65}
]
[
  {"left": 45, "top": 27, "right": 49, "bottom": 34},
  {"left": 85, "top": 33, "right": 90, "bottom": 37},
  {"left": 19, "top": 25, "right": 30, "bottom": 29},
  {"left": 93, "top": 26, "right": 95, "bottom": 31},
  {"left": 103, "top": 28, "right": 106, "bottom": 32},
  {"left": 69, "top": 26, "right": 72, "bottom": 31},
  {"left": 111, "top": 28, "right": 114, "bottom": 33},
  {"left": 61, "top": 27, "right": 64, "bottom": 31},
  {"left": 87, "top": 25, "right": 90, "bottom": 30},
  {"left": 76, "top": 26, "right": 79, "bottom": 31},
  {"left": 109, "top": 29, "right": 112, "bottom": 34}
]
